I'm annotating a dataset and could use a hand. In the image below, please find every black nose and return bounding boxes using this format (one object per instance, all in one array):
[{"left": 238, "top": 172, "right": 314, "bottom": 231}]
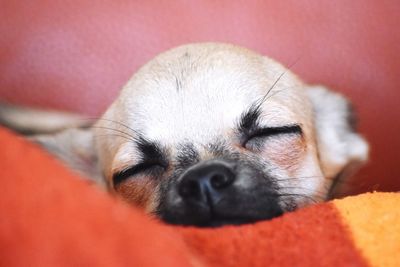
[{"left": 178, "top": 161, "right": 235, "bottom": 205}]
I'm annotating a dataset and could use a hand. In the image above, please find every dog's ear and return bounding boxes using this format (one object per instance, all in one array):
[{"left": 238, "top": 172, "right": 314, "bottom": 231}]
[
  {"left": 31, "top": 128, "right": 104, "bottom": 186},
  {"left": 0, "top": 103, "right": 103, "bottom": 185},
  {"left": 306, "top": 86, "right": 369, "bottom": 195}
]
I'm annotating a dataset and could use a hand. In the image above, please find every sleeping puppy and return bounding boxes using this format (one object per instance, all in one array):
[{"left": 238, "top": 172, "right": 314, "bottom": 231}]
[{"left": 0, "top": 43, "right": 368, "bottom": 227}]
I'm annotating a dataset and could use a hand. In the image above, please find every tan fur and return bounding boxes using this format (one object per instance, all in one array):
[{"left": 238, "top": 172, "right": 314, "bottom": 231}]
[
  {"left": 115, "top": 177, "right": 158, "bottom": 212},
  {"left": 262, "top": 135, "right": 307, "bottom": 173}
]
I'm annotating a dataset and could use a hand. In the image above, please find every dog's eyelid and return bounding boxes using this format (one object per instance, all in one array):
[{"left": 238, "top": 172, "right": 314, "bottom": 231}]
[
  {"left": 251, "top": 124, "right": 303, "bottom": 137},
  {"left": 113, "top": 161, "right": 167, "bottom": 185},
  {"left": 242, "top": 124, "right": 303, "bottom": 147}
]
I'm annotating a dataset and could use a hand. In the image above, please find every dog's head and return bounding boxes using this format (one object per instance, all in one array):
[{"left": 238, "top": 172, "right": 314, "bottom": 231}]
[{"left": 36, "top": 43, "right": 369, "bottom": 226}]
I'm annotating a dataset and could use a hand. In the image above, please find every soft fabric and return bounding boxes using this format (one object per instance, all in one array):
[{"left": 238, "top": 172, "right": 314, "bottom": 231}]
[
  {"left": 1, "top": 1, "right": 400, "bottom": 195},
  {"left": 0, "top": 127, "right": 399, "bottom": 267}
]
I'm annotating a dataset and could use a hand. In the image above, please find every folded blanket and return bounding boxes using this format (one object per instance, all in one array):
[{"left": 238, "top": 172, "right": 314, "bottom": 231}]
[{"left": 0, "top": 128, "right": 398, "bottom": 267}]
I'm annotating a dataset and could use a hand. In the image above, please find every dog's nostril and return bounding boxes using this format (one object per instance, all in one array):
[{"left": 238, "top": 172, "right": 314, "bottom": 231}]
[
  {"left": 179, "top": 179, "right": 200, "bottom": 198},
  {"left": 210, "top": 173, "right": 231, "bottom": 189}
]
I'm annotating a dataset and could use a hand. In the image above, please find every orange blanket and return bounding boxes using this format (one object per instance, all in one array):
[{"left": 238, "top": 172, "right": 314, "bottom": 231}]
[{"left": 0, "top": 128, "right": 398, "bottom": 267}]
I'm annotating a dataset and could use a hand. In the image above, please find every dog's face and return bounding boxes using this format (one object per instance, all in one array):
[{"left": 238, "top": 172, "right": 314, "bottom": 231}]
[
  {"left": 83, "top": 43, "right": 367, "bottom": 226},
  {"left": 30, "top": 43, "right": 368, "bottom": 226}
]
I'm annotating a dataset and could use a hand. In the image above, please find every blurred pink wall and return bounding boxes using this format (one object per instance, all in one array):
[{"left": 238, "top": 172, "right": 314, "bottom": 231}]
[{"left": 1, "top": 1, "right": 399, "bottom": 195}]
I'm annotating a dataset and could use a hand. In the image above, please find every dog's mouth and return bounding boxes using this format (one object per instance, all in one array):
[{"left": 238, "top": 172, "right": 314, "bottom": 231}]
[
  {"left": 159, "top": 204, "right": 285, "bottom": 227},
  {"left": 197, "top": 215, "right": 276, "bottom": 227}
]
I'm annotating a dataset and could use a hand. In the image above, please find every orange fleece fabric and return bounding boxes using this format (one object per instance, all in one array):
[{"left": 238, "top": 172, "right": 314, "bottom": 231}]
[{"left": 0, "top": 127, "right": 398, "bottom": 267}]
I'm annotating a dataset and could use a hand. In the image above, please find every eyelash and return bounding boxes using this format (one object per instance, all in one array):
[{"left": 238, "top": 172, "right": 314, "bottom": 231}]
[
  {"left": 243, "top": 125, "right": 302, "bottom": 148},
  {"left": 113, "top": 162, "right": 166, "bottom": 185}
]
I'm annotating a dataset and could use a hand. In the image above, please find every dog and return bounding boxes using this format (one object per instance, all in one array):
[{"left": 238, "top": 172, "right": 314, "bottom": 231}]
[{"left": 0, "top": 43, "right": 368, "bottom": 227}]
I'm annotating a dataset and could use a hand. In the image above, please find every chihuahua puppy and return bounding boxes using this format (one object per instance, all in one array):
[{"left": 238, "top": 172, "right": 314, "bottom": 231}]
[{"left": 1, "top": 43, "right": 368, "bottom": 227}]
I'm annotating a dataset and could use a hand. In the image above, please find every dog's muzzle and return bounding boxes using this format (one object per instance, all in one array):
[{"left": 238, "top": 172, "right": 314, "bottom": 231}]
[{"left": 158, "top": 159, "right": 283, "bottom": 227}]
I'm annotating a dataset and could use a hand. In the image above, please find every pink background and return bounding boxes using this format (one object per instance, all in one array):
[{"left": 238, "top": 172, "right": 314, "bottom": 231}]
[{"left": 1, "top": 1, "right": 399, "bottom": 195}]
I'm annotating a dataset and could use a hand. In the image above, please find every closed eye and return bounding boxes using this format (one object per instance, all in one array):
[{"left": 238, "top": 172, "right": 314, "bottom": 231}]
[
  {"left": 113, "top": 162, "right": 166, "bottom": 185},
  {"left": 243, "top": 124, "right": 302, "bottom": 148}
]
